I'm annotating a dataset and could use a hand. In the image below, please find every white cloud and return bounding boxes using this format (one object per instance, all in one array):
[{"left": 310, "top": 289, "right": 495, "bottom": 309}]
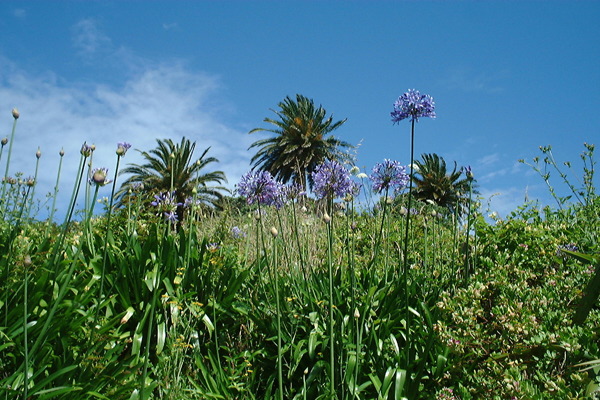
[
  {"left": 0, "top": 57, "right": 255, "bottom": 220},
  {"left": 71, "top": 18, "right": 112, "bottom": 58}
]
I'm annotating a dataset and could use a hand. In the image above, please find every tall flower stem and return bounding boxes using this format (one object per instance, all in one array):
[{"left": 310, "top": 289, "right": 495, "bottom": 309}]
[
  {"left": 1, "top": 112, "right": 19, "bottom": 205},
  {"left": 326, "top": 197, "right": 336, "bottom": 397},
  {"left": 48, "top": 149, "right": 64, "bottom": 226},
  {"left": 402, "top": 118, "right": 416, "bottom": 368},
  {"left": 271, "top": 233, "right": 284, "bottom": 400}
]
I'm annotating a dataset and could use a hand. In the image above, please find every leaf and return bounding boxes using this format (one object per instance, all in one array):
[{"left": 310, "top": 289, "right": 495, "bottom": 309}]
[
  {"left": 156, "top": 322, "right": 166, "bottom": 355},
  {"left": 394, "top": 369, "right": 407, "bottom": 400}
]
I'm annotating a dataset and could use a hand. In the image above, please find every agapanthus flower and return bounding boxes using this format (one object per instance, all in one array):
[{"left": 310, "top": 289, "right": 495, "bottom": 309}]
[
  {"left": 391, "top": 89, "right": 436, "bottom": 123},
  {"left": 90, "top": 167, "right": 111, "bottom": 186},
  {"left": 165, "top": 211, "right": 178, "bottom": 222},
  {"left": 116, "top": 142, "right": 132, "bottom": 156},
  {"left": 311, "top": 160, "right": 355, "bottom": 199},
  {"left": 370, "top": 159, "right": 409, "bottom": 194},
  {"left": 237, "top": 170, "right": 284, "bottom": 207},
  {"left": 231, "top": 226, "right": 246, "bottom": 239},
  {"left": 464, "top": 165, "right": 474, "bottom": 180},
  {"left": 80, "top": 142, "right": 93, "bottom": 157}
]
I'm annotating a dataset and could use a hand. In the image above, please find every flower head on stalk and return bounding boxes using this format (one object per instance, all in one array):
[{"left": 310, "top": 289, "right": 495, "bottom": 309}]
[
  {"left": 80, "top": 142, "right": 93, "bottom": 157},
  {"left": 391, "top": 89, "right": 436, "bottom": 123},
  {"left": 90, "top": 167, "right": 111, "bottom": 186},
  {"left": 151, "top": 191, "right": 182, "bottom": 221},
  {"left": 370, "top": 159, "right": 410, "bottom": 195},
  {"left": 464, "top": 165, "right": 474, "bottom": 180},
  {"left": 312, "top": 160, "right": 356, "bottom": 200},
  {"left": 237, "top": 170, "right": 284, "bottom": 207},
  {"left": 231, "top": 226, "right": 246, "bottom": 239},
  {"left": 116, "top": 142, "right": 132, "bottom": 157}
]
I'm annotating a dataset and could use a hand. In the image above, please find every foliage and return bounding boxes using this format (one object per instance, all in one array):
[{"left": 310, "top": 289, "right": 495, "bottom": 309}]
[
  {"left": 118, "top": 137, "right": 228, "bottom": 222},
  {"left": 413, "top": 153, "right": 474, "bottom": 215},
  {"left": 249, "top": 94, "right": 354, "bottom": 190}
]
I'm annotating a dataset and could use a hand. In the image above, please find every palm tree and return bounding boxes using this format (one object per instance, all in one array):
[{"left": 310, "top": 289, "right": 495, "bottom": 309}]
[
  {"left": 249, "top": 94, "right": 353, "bottom": 190},
  {"left": 412, "top": 153, "right": 475, "bottom": 215},
  {"left": 118, "top": 137, "right": 227, "bottom": 221}
]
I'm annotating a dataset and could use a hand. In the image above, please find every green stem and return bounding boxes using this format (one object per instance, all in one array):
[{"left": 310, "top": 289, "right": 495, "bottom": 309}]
[
  {"left": 1, "top": 117, "right": 18, "bottom": 204},
  {"left": 326, "top": 197, "right": 335, "bottom": 397},
  {"left": 402, "top": 118, "right": 416, "bottom": 370},
  {"left": 272, "top": 236, "right": 284, "bottom": 400}
]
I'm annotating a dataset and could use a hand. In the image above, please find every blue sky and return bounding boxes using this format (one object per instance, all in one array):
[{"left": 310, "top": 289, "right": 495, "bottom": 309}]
[{"left": 1, "top": 1, "right": 599, "bottom": 219}]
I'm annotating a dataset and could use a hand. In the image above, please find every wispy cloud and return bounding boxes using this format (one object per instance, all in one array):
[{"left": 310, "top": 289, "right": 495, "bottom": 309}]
[
  {"left": 0, "top": 56, "right": 255, "bottom": 220},
  {"left": 13, "top": 8, "right": 26, "bottom": 18},
  {"left": 71, "top": 18, "right": 112, "bottom": 58},
  {"left": 162, "top": 22, "right": 178, "bottom": 31},
  {"left": 442, "top": 67, "right": 507, "bottom": 94}
]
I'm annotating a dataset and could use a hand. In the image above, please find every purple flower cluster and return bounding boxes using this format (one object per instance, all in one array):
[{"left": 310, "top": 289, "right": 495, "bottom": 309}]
[
  {"left": 311, "top": 161, "right": 356, "bottom": 200},
  {"left": 391, "top": 89, "right": 436, "bottom": 123},
  {"left": 231, "top": 226, "right": 246, "bottom": 239},
  {"left": 237, "top": 170, "right": 284, "bottom": 207},
  {"left": 370, "top": 159, "right": 409, "bottom": 194},
  {"left": 151, "top": 191, "right": 182, "bottom": 222}
]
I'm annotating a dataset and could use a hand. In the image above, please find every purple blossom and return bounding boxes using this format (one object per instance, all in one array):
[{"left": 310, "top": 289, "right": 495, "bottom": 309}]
[
  {"left": 116, "top": 142, "right": 132, "bottom": 156},
  {"left": 311, "top": 161, "right": 356, "bottom": 200},
  {"left": 231, "top": 226, "right": 246, "bottom": 239},
  {"left": 151, "top": 191, "right": 182, "bottom": 221},
  {"left": 164, "top": 211, "right": 178, "bottom": 222},
  {"left": 370, "top": 159, "right": 409, "bottom": 194},
  {"left": 90, "top": 167, "right": 111, "bottom": 186},
  {"left": 464, "top": 165, "right": 474, "bottom": 180},
  {"left": 80, "top": 142, "right": 93, "bottom": 157},
  {"left": 391, "top": 89, "right": 436, "bottom": 123},
  {"left": 237, "top": 171, "right": 284, "bottom": 207}
]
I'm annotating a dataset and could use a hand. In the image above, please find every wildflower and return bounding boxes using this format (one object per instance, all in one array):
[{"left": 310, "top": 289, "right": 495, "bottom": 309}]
[
  {"left": 311, "top": 160, "right": 355, "bottom": 200},
  {"left": 80, "top": 142, "right": 93, "bottom": 157},
  {"left": 391, "top": 89, "right": 436, "bottom": 123},
  {"left": 465, "top": 165, "right": 474, "bottom": 180},
  {"left": 370, "top": 159, "right": 409, "bottom": 194},
  {"left": 25, "top": 177, "right": 35, "bottom": 187},
  {"left": 231, "top": 226, "right": 246, "bottom": 239},
  {"left": 557, "top": 243, "right": 578, "bottom": 258},
  {"left": 165, "top": 211, "right": 178, "bottom": 222},
  {"left": 90, "top": 167, "right": 111, "bottom": 186},
  {"left": 237, "top": 170, "right": 284, "bottom": 207},
  {"left": 12, "top": 108, "right": 19, "bottom": 119},
  {"left": 116, "top": 142, "right": 132, "bottom": 156},
  {"left": 206, "top": 242, "right": 220, "bottom": 252}
]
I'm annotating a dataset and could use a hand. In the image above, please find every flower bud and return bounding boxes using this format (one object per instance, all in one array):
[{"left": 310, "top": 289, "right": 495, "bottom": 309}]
[
  {"left": 36, "top": 147, "right": 41, "bottom": 159},
  {"left": 399, "top": 206, "right": 408, "bottom": 216},
  {"left": 116, "top": 142, "right": 131, "bottom": 156},
  {"left": 270, "top": 226, "right": 278, "bottom": 237},
  {"left": 12, "top": 108, "right": 19, "bottom": 119},
  {"left": 23, "top": 255, "right": 32, "bottom": 267},
  {"left": 1, "top": 138, "right": 7, "bottom": 146},
  {"left": 91, "top": 167, "right": 109, "bottom": 185},
  {"left": 323, "top": 212, "right": 331, "bottom": 224},
  {"left": 59, "top": 148, "right": 65, "bottom": 157}
]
